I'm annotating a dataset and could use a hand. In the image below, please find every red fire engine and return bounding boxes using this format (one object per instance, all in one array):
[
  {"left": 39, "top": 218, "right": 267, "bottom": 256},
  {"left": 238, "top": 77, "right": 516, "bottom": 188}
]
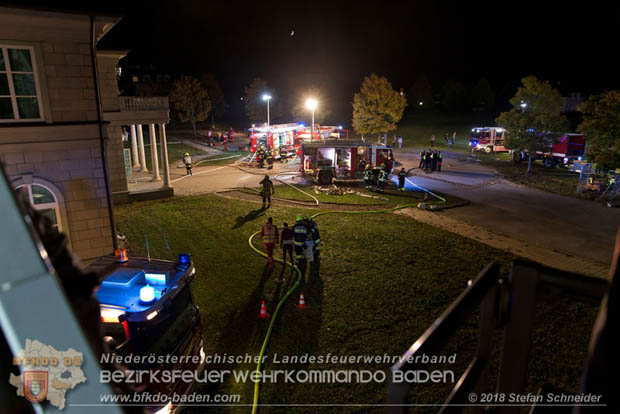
[
  {"left": 249, "top": 124, "right": 350, "bottom": 159},
  {"left": 301, "top": 140, "right": 394, "bottom": 185},
  {"left": 513, "top": 133, "right": 586, "bottom": 168},
  {"left": 469, "top": 127, "right": 509, "bottom": 153}
]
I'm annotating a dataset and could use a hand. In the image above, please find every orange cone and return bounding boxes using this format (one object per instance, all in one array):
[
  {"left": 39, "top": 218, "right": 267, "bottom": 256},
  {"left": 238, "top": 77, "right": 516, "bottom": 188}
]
[
  {"left": 298, "top": 292, "right": 307, "bottom": 310},
  {"left": 259, "top": 301, "right": 270, "bottom": 319}
]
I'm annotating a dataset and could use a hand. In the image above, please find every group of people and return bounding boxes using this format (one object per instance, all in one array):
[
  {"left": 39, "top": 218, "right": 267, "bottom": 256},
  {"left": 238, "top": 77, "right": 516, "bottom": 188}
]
[
  {"left": 260, "top": 215, "right": 320, "bottom": 271},
  {"left": 391, "top": 135, "right": 404, "bottom": 148},
  {"left": 363, "top": 164, "right": 390, "bottom": 192},
  {"left": 256, "top": 146, "right": 274, "bottom": 169},
  {"left": 418, "top": 150, "right": 443, "bottom": 173}
]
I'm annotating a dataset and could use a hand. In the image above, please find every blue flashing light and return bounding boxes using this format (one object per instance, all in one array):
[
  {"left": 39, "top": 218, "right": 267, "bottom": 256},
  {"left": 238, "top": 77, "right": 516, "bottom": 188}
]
[
  {"left": 140, "top": 286, "right": 155, "bottom": 303},
  {"left": 145, "top": 273, "right": 168, "bottom": 286},
  {"left": 178, "top": 253, "right": 191, "bottom": 265},
  {"left": 298, "top": 123, "right": 305, "bottom": 128}
]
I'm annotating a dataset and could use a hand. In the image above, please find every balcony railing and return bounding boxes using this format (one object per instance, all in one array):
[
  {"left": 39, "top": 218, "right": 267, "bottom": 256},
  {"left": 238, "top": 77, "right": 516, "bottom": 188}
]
[{"left": 119, "top": 96, "right": 169, "bottom": 111}]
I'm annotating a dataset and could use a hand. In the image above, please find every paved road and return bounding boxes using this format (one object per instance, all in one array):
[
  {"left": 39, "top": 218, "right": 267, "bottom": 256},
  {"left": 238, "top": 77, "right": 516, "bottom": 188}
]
[{"left": 396, "top": 150, "right": 620, "bottom": 270}]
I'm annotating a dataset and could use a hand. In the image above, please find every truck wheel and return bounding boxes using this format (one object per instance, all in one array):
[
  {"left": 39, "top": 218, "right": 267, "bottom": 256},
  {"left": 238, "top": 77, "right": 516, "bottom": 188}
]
[
  {"left": 317, "top": 170, "right": 333, "bottom": 186},
  {"left": 485, "top": 146, "right": 492, "bottom": 153},
  {"left": 544, "top": 157, "right": 555, "bottom": 168},
  {"left": 513, "top": 152, "right": 522, "bottom": 163}
]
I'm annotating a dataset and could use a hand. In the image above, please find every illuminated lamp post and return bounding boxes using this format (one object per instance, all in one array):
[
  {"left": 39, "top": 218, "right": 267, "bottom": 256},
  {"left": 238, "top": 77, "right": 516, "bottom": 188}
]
[
  {"left": 305, "top": 98, "right": 318, "bottom": 138},
  {"left": 263, "top": 94, "right": 272, "bottom": 126}
]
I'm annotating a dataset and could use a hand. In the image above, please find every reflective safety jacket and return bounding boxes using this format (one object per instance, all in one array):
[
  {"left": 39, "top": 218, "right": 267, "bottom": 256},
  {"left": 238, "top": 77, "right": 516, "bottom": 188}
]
[
  {"left": 438, "top": 153, "right": 443, "bottom": 161},
  {"left": 307, "top": 219, "right": 320, "bottom": 243},
  {"left": 261, "top": 223, "right": 278, "bottom": 244},
  {"left": 183, "top": 155, "right": 192, "bottom": 166},
  {"left": 378, "top": 170, "right": 388, "bottom": 182},
  {"left": 293, "top": 222, "right": 309, "bottom": 246},
  {"left": 363, "top": 169, "right": 373, "bottom": 180},
  {"left": 398, "top": 170, "right": 407, "bottom": 179}
]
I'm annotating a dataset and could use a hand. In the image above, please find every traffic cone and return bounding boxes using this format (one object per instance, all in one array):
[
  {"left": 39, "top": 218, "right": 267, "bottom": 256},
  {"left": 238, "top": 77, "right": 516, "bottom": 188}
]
[
  {"left": 298, "top": 292, "right": 307, "bottom": 310},
  {"left": 259, "top": 301, "right": 270, "bottom": 319}
]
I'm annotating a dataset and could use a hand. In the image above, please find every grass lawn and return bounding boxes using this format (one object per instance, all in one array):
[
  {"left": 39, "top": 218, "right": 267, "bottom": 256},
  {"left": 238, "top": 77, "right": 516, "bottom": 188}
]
[
  {"left": 195, "top": 150, "right": 250, "bottom": 166},
  {"left": 353, "top": 111, "right": 495, "bottom": 153},
  {"left": 125, "top": 139, "right": 208, "bottom": 171},
  {"left": 115, "top": 195, "right": 598, "bottom": 413},
  {"left": 246, "top": 183, "right": 467, "bottom": 208},
  {"left": 473, "top": 152, "right": 596, "bottom": 199}
]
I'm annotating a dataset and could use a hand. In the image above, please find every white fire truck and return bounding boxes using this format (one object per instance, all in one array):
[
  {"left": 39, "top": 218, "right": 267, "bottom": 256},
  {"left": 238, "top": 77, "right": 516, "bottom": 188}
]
[{"left": 469, "top": 127, "right": 510, "bottom": 153}]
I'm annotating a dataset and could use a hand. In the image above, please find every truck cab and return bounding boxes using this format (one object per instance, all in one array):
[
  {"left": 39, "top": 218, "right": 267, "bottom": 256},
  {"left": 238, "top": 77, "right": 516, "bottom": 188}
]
[{"left": 88, "top": 254, "right": 205, "bottom": 413}]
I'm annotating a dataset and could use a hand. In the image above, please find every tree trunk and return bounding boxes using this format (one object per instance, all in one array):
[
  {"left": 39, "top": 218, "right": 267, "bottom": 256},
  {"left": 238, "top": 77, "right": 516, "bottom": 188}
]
[{"left": 527, "top": 153, "right": 533, "bottom": 174}]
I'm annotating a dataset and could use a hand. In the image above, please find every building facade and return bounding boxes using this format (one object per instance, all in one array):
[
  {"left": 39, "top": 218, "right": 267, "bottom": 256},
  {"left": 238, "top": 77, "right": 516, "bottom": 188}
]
[{"left": 0, "top": 6, "right": 171, "bottom": 260}]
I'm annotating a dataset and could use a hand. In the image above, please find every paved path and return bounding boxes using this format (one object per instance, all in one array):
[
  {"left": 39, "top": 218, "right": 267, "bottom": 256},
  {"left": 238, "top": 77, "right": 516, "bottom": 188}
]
[{"left": 395, "top": 150, "right": 620, "bottom": 277}]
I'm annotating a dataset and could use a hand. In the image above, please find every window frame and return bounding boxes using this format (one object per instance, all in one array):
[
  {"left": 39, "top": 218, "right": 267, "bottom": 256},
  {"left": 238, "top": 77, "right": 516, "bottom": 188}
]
[
  {"left": 0, "top": 45, "right": 44, "bottom": 123},
  {"left": 16, "top": 183, "right": 63, "bottom": 232}
]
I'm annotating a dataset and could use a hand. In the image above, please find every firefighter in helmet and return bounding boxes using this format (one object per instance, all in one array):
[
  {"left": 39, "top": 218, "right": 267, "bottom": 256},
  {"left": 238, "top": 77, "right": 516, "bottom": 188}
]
[
  {"left": 259, "top": 174, "right": 274, "bottom": 208},
  {"left": 363, "top": 164, "right": 373, "bottom": 190},
  {"left": 398, "top": 167, "right": 407, "bottom": 190},
  {"left": 293, "top": 215, "right": 309, "bottom": 269},
  {"left": 183, "top": 152, "right": 193, "bottom": 176},
  {"left": 305, "top": 214, "right": 320, "bottom": 261},
  {"left": 377, "top": 163, "right": 388, "bottom": 192}
]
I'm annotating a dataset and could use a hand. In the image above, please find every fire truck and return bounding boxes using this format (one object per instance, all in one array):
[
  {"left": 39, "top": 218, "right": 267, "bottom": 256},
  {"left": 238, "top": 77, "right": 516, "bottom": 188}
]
[
  {"left": 89, "top": 253, "right": 205, "bottom": 414},
  {"left": 301, "top": 140, "right": 394, "bottom": 185},
  {"left": 513, "top": 133, "right": 586, "bottom": 168},
  {"left": 469, "top": 127, "right": 510, "bottom": 153},
  {"left": 249, "top": 123, "right": 300, "bottom": 159},
  {"left": 249, "top": 124, "right": 350, "bottom": 159}
]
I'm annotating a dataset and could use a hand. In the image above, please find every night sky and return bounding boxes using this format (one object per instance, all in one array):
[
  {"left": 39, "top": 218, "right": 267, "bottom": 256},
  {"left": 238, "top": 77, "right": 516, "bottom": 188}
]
[{"left": 9, "top": 0, "right": 620, "bottom": 118}]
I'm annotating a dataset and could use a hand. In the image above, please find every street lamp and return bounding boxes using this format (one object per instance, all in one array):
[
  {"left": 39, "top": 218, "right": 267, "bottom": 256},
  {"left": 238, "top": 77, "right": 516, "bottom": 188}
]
[
  {"left": 305, "top": 98, "right": 318, "bottom": 138},
  {"left": 263, "top": 94, "right": 272, "bottom": 126},
  {"left": 520, "top": 101, "right": 527, "bottom": 112}
]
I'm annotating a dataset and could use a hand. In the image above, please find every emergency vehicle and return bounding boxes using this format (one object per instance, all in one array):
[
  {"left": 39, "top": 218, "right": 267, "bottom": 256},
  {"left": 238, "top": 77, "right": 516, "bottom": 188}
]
[
  {"left": 89, "top": 253, "right": 205, "bottom": 414},
  {"left": 249, "top": 124, "right": 350, "bottom": 159},
  {"left": 301, "top": 140, "right": 394, "bottom": 185},
  {"left": 512, "top": 133, "right": 586, "bottom": 168},
  {"left": 469, "top": 127, "right": 509, "bottom": 153}
]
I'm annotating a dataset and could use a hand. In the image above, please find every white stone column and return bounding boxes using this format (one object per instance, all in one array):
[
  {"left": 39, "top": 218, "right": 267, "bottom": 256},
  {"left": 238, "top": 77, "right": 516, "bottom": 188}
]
[
  {"left": 160, "top": 124, "right": 171, "bottom": 188},
  {"left": 130, "top": 124, "right": 140, "bottom": 168},
  {"left": 149, "top": 123, "right": 161, "bottom": 181},
  {"left": 137, "top": 124, "right": 148, "bottom": 172}
]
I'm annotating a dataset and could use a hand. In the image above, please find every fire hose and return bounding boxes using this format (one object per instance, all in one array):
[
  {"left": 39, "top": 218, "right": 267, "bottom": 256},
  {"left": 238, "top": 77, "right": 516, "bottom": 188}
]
[{"left": 247, "top": 174, "right": 445, "bottom": 413}]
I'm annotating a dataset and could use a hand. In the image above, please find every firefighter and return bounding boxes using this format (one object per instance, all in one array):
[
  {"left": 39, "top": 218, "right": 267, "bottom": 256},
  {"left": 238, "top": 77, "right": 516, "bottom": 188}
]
[
  {"left": 418, "top": 150, "right": 425, "bottom": 169},
  {"left": 266, "top": 150, "right": 274, "bottom": 170},
  {"left": 398, "top": 167, "right": 407, "bottom": 190},
  {"left": 280, "top": 222, "right": 294, "bottom": 268},
  {"left": 183, "top": 152, "right": 193, "bottom": 176},
  {"left": 293, "top": 215, "right": 309, "bottom": 265},
  {"left": 260, "top": 217, "right": 279, "bottom": 269},
  {"left": 424, "top": 151, "right": 430, "bottom": 172},
  {"left": 363, "top": 164, "right": 373, "bottom": 190},
  {"left": 306, "top": 215, "right": 320, "bottom": 259},
  {"left": 257, "top": 147, "right": 266, "bottom": 168},
  {"left": 259, "top": 174, "right": 274, "bottom": 208},
  {"left": 304, "top": 216, "right": 316, "bottom": 262},
  {"left": 437, "top": 151, "right": 443, "bottom": 172},
  {"left": 430, "top": 151, "right": 436, "bottom": 172},
  {"left": 377, "top": 164, "right": 388, "bottom": 192}
]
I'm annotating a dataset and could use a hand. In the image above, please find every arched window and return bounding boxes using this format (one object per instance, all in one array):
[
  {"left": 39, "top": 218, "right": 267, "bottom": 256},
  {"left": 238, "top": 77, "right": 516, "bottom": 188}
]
[{"left": 16, "top": 183, "right": 62, "bottom": 232}]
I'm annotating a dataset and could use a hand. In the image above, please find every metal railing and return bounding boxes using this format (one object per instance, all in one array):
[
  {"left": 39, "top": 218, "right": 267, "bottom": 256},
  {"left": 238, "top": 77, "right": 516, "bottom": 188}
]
[
  {"left": 387, "top": 259, "right": 610, "bottom": 414},
  {"left": 119, "top": 96, "right": 169, "bottom": 111}
]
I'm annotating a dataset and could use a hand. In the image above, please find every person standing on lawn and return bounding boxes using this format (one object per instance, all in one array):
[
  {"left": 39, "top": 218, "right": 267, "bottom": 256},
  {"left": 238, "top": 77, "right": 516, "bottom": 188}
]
[
  {"left": 293, "top": 215, "right": 309, "bottom": 265},
  {"left": 431, "top": 134, "right": 435, "bottom": 147},
  {"left": 363, "top": 164, "right": 374, "bottom": 190},
  {"left": 398, "top": 135, "right": 403, "bottom": 148},
  {"left": 183, "top": 152, "right": 193, "bottom": 176},
  {"left": 398, "top": 167, "right": 407, "bottom": 190},
  {"left": 437, "top": 151, "right": 443, "bottom": 172},
  {"left": 260, "top": 217, "right": 279, "bottom": 269},
  {"left": 260, "top": 174, "right": 274, "bottom": 208},
  {"left": 377, "top": 165, "right": 388, "bottom": 192},
  {"left": 419, "top": 150, "right": 425, "bottom": 169},
  {"left": 452, "top": 131, "right": 456, "bottom": 145},
  {"left": 306, "top": 215, "right": 321, "bottom": 259},
  {"left": 280, "top": 222, "right": 294, "bottom": 268}
]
